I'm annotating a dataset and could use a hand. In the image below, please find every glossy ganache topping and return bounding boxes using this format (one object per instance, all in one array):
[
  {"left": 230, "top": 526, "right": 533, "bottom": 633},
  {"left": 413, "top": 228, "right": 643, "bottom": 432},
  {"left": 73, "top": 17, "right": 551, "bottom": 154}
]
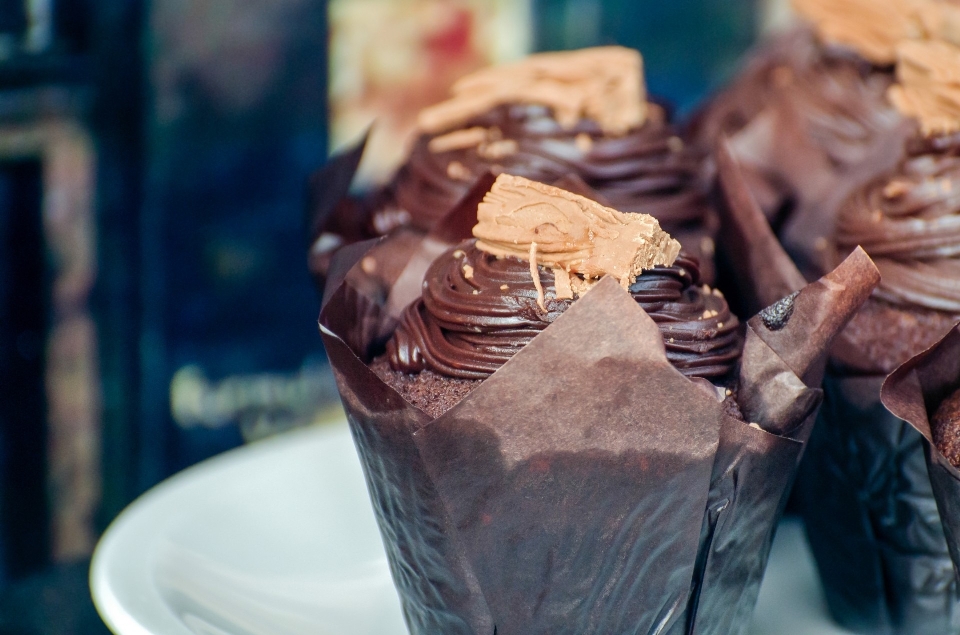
[
  {"left": 387, "top": 245, "right": 740, "bottom": 380},
  {"left": 388, "top": 47, "right": 712, "bottom": 237},
  {"left": 386, "top": 175, "right": 741, "bottom": 380},
  {"left": 835, "top": 132, "right": 960, "bottom": 312}
]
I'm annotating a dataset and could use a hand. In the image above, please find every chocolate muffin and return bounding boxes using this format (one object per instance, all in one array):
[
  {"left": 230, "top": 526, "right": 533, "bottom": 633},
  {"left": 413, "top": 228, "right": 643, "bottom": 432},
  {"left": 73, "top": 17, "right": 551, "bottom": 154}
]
[
  {"left": 317, "top": 163, "right": 883, "bottom": 634},
  {"left": 317, "top": 46, "right": 720, "bottom": 283},
  {"left": 371, "top": 174, "right": 741, "bottom": 418},
  {"left": 797, "top": 35, "right": 960, "bottom": 634},
  {"left": 932, "top": 386, "right": 960, "bottom": 469},
  {"left": 831, "top": 133, "right": 960, "bottom": 374}
]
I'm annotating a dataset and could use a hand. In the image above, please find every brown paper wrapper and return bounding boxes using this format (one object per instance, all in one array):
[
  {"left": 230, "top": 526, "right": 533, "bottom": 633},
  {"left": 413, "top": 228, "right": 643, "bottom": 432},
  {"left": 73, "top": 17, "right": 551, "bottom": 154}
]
[
  {"left": 316, "top": 175, "right": 879, "bottom": 633},
  {"left": 882, "top": 327, "right": 960, "bottom": 628},
  {"left": 716, "top": 136, "right": 959, "bottom": 634},
  {"left": 713, "top": 138, "right": 807, "bottom": 318}
]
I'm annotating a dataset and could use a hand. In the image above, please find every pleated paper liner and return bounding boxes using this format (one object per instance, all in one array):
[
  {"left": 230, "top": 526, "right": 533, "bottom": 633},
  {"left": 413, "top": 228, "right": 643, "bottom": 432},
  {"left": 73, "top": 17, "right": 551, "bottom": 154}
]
[{"left": 883, "top": 326, "right": 960, "bottom": 628}]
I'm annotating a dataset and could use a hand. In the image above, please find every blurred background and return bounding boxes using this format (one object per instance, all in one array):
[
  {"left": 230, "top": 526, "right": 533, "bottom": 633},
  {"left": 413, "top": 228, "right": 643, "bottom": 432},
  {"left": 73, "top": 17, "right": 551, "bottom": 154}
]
[{"left": 0, "top": 0, "right": 780, "bottom": 631}]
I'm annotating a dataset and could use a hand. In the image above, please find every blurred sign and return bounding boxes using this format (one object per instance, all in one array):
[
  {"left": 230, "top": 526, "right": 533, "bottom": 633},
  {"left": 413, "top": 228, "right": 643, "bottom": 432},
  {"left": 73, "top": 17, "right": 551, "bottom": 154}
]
[
  {"left": 328, "top": 0, "right": 533, "bottom": 186},
  {"left": 170, "top": 360, "right": 341, "bottom": 442}
]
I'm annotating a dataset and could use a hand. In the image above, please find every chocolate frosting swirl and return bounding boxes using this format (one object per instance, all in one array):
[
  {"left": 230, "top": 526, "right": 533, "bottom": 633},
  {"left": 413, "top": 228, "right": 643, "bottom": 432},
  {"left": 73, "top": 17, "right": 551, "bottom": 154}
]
[
  {"left": 693, "top": 27, "right": 910, "bottom": 279},
  {"left": 697, "top": 28, "right": 901, "bottom": 174},
  {"left": 835, "top": 133, "right": 960, "bottom": 312},
  {"left": 388, "top": 103, "right": 714, "bottom": 237},
  {"left": 387, "top": 242, "right": 741, "bottom": 380}
]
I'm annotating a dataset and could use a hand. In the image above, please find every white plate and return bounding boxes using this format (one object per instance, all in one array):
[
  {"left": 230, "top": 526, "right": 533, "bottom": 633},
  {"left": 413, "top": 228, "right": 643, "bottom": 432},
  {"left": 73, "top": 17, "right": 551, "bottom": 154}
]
[{"left": 91, "top": 418, "right": 852, "bottom": 635}]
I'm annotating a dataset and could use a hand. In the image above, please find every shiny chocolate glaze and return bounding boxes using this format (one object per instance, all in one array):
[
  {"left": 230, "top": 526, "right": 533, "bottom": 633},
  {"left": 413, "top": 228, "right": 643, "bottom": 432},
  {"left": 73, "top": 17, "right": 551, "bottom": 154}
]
[
  {"left": 393, "top": 104, "right": 711, "bottom": 228},
  {"left": 836, "top": 133, "right": 960, "bottom": 313},
  {"left": 387, "top": 242, "right": 741, "bottom": 380}
]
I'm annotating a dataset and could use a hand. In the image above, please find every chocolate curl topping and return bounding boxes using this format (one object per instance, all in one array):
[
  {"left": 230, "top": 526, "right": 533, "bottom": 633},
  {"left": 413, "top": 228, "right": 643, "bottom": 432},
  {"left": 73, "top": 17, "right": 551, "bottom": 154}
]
[
  {"left": 388, "top": 245, "right": 740, "bottom": 380},
  {"left": 791, "top": 0, "right": 923, "bottom": 66},
  {"left": 889, "top": 39, "right": 960, "bottom": 137},
  {"left": 473, "top": 174, "right": 681, "bottom": 288},
  {"left": 713, "top": 137, "right": 808, "bottom": 311},
  {"left": 418, "top": 47, "right": 647, "bottom": 137},
  {"left": 549, "top": 173, "right": 613, "bottom": 205},
  {"left": 834, "top": 132, "right": 960, "bottom": 314}
]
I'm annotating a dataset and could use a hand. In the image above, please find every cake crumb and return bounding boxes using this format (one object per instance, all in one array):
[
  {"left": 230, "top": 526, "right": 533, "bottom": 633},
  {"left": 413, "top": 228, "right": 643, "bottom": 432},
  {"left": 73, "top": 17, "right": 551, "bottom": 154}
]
[
  {"left": 529, "top": 242, "right": 545, "bottom": 310},
  {"left": 361, "top": 257, "right": 377, "bottom": 274},
  {"left": 371, "top": 356, "right": 481, "bottom": 419},
  {"left": 453, "top": 249, "right": 465, "bottom": 258},
  {"left": 700, "top": 237, "right": 715, "bottom": 257},
  {"left": 478, "top": 139, "right": 518, "bottom": 160},
  {"left": 500, "top": 284, "right": 509, "bottom": 290},
  {"left": 575, "top": 133, "right": 593, "bottom": 153},
  {"left": 462, "top": 264, "right": 474, "bottom": 279},
  {"left": 883, "top": 180, "right": 910, "bottom": 198},
  {"left": 447, "top": 161, "right": 472, "bottom": 181},
  {"left": 429, "top": 127, "right": 488, "bottom": 153}
]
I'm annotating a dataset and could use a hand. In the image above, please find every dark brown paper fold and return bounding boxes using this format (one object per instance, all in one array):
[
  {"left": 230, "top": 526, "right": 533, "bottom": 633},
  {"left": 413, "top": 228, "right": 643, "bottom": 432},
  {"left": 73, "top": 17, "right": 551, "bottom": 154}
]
[
  {"left": 713, "top": 137, "right": 807, "bottom": 316},
  {"left": 414, "top": 278, "right": 723, "bottom": 634},
  {"left": 306, "top": 130, "right": 369, "bottom": 246},
  {"left": 883, "top": 325, "right": 960, "bottom": 591},
  {"left": 799, "top": 372, "right": 960, "bottom": 634},
  {"left": 321, "top": 276, "right": 494, "bottom": 634},
  {"left": 320, "top": 269, "right": 726, "bottom": 633},
  {"left": 686, "top": 248, "right": 878, "bottom": 635},
  {"left": 687, "top": 419, "right": 804, "bottom": 635}
]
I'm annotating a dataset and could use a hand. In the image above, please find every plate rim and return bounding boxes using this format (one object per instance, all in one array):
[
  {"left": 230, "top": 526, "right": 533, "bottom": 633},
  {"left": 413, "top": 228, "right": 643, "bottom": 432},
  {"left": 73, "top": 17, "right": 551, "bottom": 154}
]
[{"left": 89, "top": 421, "right": 353, "bottom": 635}]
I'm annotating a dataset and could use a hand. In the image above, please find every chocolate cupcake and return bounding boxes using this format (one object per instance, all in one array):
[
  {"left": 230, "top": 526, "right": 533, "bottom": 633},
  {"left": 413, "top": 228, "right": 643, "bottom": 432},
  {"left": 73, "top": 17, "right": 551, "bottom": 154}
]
[
  {"left": 693, "top": 0, "right": 932, "bottom": 282},
  {"left": 831, "top": 135, "right": 960, "bottom": 374},
  {"left": 317, "top": 169, "right": 880, "bottom": 635},
  {"left": 797, "top": 38, "right": 960, "bottom": 635},
  {"left": 312, "top": 46, "right": 720, "bottom": 285}
]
